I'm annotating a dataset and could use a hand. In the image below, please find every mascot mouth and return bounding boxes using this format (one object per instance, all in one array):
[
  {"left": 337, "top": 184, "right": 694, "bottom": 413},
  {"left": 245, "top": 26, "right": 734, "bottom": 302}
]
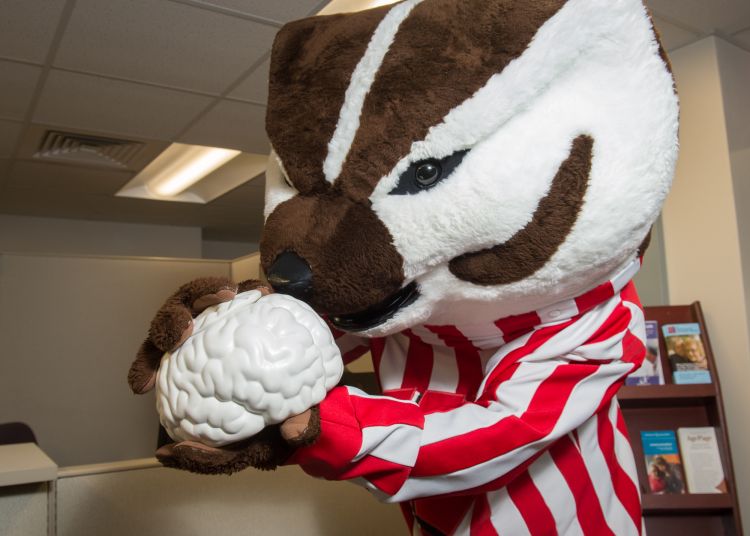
[{"left": 329, "top": 282, "right": 419, "bottom": 332}]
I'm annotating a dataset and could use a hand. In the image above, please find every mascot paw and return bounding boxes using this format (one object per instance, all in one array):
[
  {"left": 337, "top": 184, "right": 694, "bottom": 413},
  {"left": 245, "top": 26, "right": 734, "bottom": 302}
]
[
  {"left": 127, "top": 277, "right": 269, "bottom": 395},
  {"left": 280, "top": 406, "right": 321, "bottom": 447},
  {"left": 155, "top": 424, "right": 294, "bottom": 475},
  {"left": 133, "top": 277, "right": 324, "bottom": 475}
]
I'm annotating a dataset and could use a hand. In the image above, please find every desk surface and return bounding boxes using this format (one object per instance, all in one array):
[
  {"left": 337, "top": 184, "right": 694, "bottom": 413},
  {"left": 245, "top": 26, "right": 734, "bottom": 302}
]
[{"left": 0, "top": 442, "right": 57, "bottom": 487}]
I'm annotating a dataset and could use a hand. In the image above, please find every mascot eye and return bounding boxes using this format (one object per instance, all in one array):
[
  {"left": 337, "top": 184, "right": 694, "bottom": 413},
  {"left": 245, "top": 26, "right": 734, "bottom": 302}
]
[
  {"left": 415, "top": 161, "right": 442, "bottom": 187},
  {"left": 389, "top": 149, "right": 470, "bottom": 195}
]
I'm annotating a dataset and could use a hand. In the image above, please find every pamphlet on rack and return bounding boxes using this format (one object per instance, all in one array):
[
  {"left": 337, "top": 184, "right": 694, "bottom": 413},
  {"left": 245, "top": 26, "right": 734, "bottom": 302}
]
[
  {"left": 641, "top": 430, "right": 686, "bottom": 494},
  {"left": 662, "top": 323, "right": 711, "bottom": 384},
  {"left": 677, "top": 427, "right": 727, "bottom": 494},
  {"left": 626, "top": 320, "right": 665, "bottom": 385}
]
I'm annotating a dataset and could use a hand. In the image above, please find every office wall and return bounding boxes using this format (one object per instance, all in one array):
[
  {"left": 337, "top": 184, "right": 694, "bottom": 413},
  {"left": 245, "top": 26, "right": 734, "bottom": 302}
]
[
  {"left": 716, "top": 40, "right": 750, "bottom": 336},
  {"left": 0, "top": 214, "right": 202, "bottom": 258},
  {"left": 0, "top": 214, "right": 261, "bottom": 260},
  {"left": 0, "top": 252, "right": 232, "bottom": 467},
  {"left": 56, "top": 463, "right": 404, "bottom": 536},
  {"left": 633, "top": 216, "right": 669, "bottom": 306},
  {"left": 716, "top": 39, "right": 750, "bottom": 534},
  {"left": 202, "top": 239, "right": 258, "bottom": 260},
  {"left": 664, "top": 36, "right": 750, "bottom": 530}
]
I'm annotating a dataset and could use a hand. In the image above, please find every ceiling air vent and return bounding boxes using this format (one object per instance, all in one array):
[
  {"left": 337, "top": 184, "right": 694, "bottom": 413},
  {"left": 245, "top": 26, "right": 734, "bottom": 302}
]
[{"left": 34, "top": 130, "right": 144, "bottom": 169}]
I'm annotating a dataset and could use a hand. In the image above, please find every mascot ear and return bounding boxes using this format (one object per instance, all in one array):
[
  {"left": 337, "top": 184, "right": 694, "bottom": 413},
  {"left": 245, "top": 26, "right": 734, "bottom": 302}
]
[
  {"left": 266, "top": 0, "right": 569, "bottom": 194},
  {"left": 267, "top": 8, "right": 390, "bottom": 192}
]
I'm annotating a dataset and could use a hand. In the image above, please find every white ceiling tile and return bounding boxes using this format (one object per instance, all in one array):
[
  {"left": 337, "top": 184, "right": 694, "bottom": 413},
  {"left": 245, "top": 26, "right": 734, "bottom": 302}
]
[
  {"left": 647, "top": 0, "right": 750, "bottom": 36},
  {"left": 34, "top": 70, "right": 214, "bottom": 140},
  {"left": 228, "top": 58, "right": 270, "bottom": 103},
  {"left": 179, "top": 100, "right": 269, "bottom": 153},
  {"left": 732, "top": 28, "right": 750, "bottom": 51},
  {"left": 0, "top": 158, "right": 10, "bottom": 184},
  {"left": 198, "top": 0, "right": 323, "bottom": 22},
  {"left": 54, "top": 0, "right": 279, "bottom": 95},
  {"left": 6, "top": 160, "right": 134, "bottom": 195},
  {"left": 210, "top": 177, "right": 266, "bottom": 207},
  {"left": 0, "top": 120, "right": 23, "bottom": 157},
  {"left": 0, "top": 0, "right": 67, "bottom": 63},
  {"left": 0, "top": 60, "right": 42, "bottom": 120},
  {"left": 651, "top": 16, "right": 701, "bottom": 52}
]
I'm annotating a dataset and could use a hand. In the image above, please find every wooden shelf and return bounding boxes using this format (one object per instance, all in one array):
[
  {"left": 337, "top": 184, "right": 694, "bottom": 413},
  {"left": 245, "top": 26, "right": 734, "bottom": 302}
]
[
  {"left": 642, "top": 493, "right": 734, "bottom": 515},
  {"left": 619, "top": 384, "right": 716, "bottom": 408},
  {"left": 621, "top": 302, "right": 743, "bottom": 535}
]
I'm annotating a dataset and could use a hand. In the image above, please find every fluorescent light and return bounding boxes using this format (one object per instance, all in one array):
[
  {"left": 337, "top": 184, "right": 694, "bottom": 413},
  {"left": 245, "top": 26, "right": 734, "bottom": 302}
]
[
  {"left": 146, "top": 145, "right": 240, "bottom": 197},
  {"left": 116, "top": 143, "right": 265, "bottom": 204},
  {"left": 318, "top": 0, "right": 398, "bottom": 15},
  {"left": 367, "top": 0, "right": 399, "bottom": 7}
]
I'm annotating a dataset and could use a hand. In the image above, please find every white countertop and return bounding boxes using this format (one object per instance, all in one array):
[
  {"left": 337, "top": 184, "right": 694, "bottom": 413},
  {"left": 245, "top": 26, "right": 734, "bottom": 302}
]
[{"left": 0, "top": 442, "right": 57, "bottom": 486}]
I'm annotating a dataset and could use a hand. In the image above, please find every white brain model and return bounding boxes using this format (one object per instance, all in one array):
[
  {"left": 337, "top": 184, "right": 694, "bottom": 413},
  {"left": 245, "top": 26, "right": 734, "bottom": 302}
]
[{"left": 156, "top": 290, "right": 343, "bottom": 447}]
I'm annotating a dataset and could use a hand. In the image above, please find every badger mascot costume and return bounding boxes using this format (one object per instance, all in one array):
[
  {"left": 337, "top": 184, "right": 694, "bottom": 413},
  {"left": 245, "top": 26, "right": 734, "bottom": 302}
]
[{"left": 129, "top": 0, "right": 679, "bottom": 533}]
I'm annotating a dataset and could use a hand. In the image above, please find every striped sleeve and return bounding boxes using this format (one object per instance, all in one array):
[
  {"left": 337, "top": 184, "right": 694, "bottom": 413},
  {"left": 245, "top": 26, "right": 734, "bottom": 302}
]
[{"left": 291, "top": 290, "right": 645, "bottom": 502}]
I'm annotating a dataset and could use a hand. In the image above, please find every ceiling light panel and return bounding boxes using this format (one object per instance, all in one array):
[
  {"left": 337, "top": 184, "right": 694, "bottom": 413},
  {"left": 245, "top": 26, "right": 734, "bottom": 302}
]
[
  {"left": 148, "top": 145, "right": 241, "bottom": 197},
  {"left": 117, "top": 143, "right": 266, "bottom": 204},
  {"left": 318, "top": 0, "right": 398, "bottom": 15}
]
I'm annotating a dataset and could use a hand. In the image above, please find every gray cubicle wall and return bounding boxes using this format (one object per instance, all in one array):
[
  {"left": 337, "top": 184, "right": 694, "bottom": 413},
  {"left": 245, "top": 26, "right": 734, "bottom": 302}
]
[
  {"left": 0, "top": 252, "right": 232, "bottom": 467},
  {"left": 56, "top": 462, "right": 405, "bottom": 536},
  {"left": 0, "top": 483, "right": 47, "bottom": 536}
]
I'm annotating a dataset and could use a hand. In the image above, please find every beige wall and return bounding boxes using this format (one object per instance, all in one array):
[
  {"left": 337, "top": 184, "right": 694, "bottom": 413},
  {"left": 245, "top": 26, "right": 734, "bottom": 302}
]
[
  {"left": 0, "top": 214, "right": 260, "bottom": 260},
  {"left": 231, "top": 251, "right": 262, "bottom": 281},
  {"left": 0, "top": 253, "right": 232, "bottom": 467},
  {"left": 716, "top": 39, "right": 750, "bottom": 332},
  {"left": 633, "top": 215, "right": 669, "bottom": 306},
  {"left": 56, "top": 463, "right": 405, "bottom": 536},
  {"left": 664, "top": 36, "right": 750, "bottom": 531},
  {"left": 202, "top": 238, "right": 258, "bottom": 260},
  {"left": 0, "top": 214, "right": 203, "bottom": 258}
]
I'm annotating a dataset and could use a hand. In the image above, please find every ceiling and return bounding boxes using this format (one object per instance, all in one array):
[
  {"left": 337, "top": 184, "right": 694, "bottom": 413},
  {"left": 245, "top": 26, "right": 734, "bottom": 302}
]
[{"left": 1, "top": 0, "right": 749, "bottom": 244}]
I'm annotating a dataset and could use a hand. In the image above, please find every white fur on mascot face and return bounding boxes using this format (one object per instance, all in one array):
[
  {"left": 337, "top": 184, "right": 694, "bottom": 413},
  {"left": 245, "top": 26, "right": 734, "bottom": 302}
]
[{"left": 262, "top": 0, "right": 679, "bottom": 337}]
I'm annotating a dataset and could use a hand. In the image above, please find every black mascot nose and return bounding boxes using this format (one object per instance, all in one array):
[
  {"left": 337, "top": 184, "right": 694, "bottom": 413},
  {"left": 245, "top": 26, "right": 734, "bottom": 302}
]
[{"left": 266, "top": 251, "right": 314, "bottom": 301}]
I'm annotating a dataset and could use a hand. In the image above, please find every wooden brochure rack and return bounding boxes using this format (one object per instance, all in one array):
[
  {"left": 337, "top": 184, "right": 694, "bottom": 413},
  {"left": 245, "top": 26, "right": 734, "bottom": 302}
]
[{"left": 619, "top": 302, "right": 743, "bottom": 535}]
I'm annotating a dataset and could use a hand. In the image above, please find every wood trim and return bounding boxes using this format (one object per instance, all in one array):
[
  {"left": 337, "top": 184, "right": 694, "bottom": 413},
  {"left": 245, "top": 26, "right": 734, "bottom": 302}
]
[
  {"left": 693, "top": 301, "right": 744, "bottom": 535},
  {"left": 619, "top": 384, "right": 716, "bottom": 407},
  {"left": 57, "top": 458, "right": 160, "bottom": 479},
  {"left": 642, "top": 493, "right": 733, "bottom": 514},
  {"left": 624, "top": 302, "right": 745, "bottom": 535}
]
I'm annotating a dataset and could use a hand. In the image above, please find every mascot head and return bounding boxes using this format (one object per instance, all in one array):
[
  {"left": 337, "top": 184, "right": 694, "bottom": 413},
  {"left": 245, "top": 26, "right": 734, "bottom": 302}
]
[{"left": 260, "top": 0, "right": 679, "bottom": 336}]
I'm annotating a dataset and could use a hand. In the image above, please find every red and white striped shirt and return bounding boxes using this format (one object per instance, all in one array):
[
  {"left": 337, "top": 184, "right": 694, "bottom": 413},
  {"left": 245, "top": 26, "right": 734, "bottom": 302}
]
[{"left": 291, "top": 259, "right": 645, "bottom": 535}]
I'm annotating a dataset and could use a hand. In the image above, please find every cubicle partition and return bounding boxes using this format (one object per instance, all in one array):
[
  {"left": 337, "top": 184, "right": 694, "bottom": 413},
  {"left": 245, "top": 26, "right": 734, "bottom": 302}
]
[
  {"left": 0, "top": 482, "right": 48, "bottom": 536},
  {"left": 55, "top": 459, "right": 404, "bottom": 536},
  {"left": 0, "top": 251, "right": 404, "bottom": 535},
  {"left": 0, "top": 442, "right": 56, "bottom": 536},
  {"left": 0, "top": 452, "right": 404, "bottom": 536},
  {"left": 0, "top": 252, "right": 233, "bottom": 467}
]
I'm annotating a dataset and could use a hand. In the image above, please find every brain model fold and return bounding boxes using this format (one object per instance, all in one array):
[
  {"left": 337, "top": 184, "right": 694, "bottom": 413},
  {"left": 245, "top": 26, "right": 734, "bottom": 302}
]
[{"left": 156, "top": 290, "right": 343, "bottom": 447}]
